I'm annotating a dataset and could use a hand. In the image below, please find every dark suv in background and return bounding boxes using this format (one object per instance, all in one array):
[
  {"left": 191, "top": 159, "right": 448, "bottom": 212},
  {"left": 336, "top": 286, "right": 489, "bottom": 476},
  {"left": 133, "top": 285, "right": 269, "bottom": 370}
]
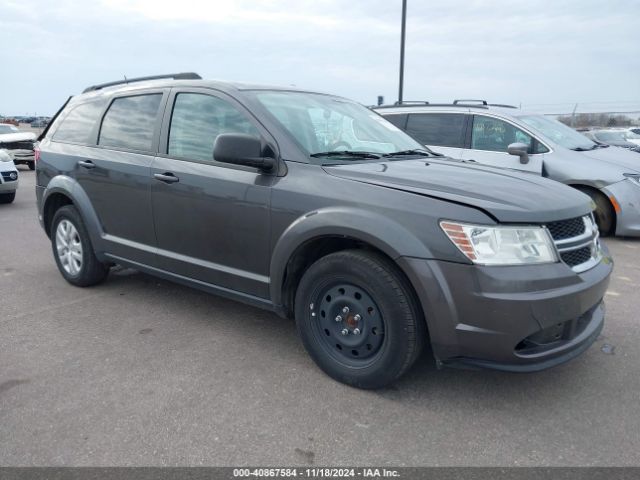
[{"left": 36, "top": 73, "right": 612, "bottom": 388}]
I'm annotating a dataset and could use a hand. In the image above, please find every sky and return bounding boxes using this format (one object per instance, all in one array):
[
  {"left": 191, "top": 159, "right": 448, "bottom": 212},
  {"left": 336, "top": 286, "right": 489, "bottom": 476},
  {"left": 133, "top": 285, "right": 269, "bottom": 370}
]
[{"left": 1, "top": 0, "right": 639, "bottom": 116}]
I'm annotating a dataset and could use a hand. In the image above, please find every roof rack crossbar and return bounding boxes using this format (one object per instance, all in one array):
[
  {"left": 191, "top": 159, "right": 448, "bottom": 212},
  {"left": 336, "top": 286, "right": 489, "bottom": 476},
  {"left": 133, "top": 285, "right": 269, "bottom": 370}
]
[
  {"left": 82, "top": 72, "right": 202, "bottom": 93},
  {"left": 453, "top": 99, "right": 488, "bottom": 105}
]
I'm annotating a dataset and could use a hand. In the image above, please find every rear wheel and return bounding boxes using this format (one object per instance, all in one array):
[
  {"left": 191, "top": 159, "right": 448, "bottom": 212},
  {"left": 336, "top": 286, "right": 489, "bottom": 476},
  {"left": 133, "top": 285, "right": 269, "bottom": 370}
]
[
  {"left": 294, "top": 250, "right": 424, "bottom": 389},
  {"left": 28, "top": 162, "right": 35, "bottom": 171},
  {"left": 51, "top": 205, "right": 109, "bottom": 287},
  {"left": 576, "top": 187, "right": 615, "bottom": 236},
  {"left": 0, "top": 192, "right": 16, "bottom": 204}
]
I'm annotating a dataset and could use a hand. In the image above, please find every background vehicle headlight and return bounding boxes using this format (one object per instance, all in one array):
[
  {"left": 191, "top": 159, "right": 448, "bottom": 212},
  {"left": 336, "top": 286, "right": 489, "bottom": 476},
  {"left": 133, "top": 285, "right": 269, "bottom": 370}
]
[
  {"left": 623, "top": 173, "right": 640, "bottom": 186},
  {"left": 440, "top": 221, "right": 557, "bottom": 265}
]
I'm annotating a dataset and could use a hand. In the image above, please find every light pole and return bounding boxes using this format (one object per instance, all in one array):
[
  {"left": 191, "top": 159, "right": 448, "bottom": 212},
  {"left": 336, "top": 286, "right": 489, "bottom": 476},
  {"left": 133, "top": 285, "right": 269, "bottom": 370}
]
[{"left": 398, "top": 0, "right": 407, "bottom": 104}]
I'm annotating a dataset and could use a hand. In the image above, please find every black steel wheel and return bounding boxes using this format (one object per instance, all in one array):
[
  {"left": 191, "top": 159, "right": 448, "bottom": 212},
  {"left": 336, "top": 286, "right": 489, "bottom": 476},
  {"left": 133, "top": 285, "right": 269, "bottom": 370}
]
[
  {"left": 312, "top": 282, "right": 385, "bottom": 365},
  {"left": 295, "top": 249, "right": 424, "bottom": 389}
]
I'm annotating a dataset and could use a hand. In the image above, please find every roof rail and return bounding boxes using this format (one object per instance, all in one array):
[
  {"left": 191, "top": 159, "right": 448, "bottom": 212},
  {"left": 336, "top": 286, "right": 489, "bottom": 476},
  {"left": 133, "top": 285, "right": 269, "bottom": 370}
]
[
  {"left": 453, "top": 99, "right": 487, "bottom": 105},
  {"left": 393, "top": 100, "right": 430, "bottom": 106},
  {"left": 488, "top": 103, "right": 518, "bottom": 109},
  {"left": 82, "top": 72, "right": 202, "bottom": 93}
]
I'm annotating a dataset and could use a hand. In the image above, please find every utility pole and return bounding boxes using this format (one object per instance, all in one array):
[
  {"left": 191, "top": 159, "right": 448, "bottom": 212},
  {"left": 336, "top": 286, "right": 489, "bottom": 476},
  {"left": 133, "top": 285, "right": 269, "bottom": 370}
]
[{"left": 398, "top": 0, "right": 407, "bottom": 104}]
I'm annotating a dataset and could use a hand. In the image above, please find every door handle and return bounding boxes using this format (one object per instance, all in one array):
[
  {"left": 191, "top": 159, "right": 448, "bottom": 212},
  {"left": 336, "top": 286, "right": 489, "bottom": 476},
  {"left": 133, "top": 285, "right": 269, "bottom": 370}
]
[
  {"left": 153, "top": 172, "right": 179, "bottom": 184},
  {"left": 78, "top": 160, "right": 96, "bottom": 169}
]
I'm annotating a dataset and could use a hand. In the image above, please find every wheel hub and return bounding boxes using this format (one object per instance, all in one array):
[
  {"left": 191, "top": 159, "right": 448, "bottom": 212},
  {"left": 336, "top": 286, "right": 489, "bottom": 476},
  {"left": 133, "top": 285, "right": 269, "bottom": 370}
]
[{"left": 310, "top": 282, "right": 385, "bottom": 363}]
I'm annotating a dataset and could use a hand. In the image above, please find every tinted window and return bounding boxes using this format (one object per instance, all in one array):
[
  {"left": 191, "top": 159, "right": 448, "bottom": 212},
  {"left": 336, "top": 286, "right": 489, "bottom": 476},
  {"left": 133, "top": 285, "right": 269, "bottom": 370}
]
[
  {"left": 53, "top": 101, "right": 105, "bottom": 144},
  {"left": 168, "top": 93, "right": 259, "bottom": 162},
  {"left": 383, "top": 114, "right": 407, "bottom": 130},
  {"left": 99, "top": 94, "right": 162, "bottom": 151},
  {"left": 471, "top": 115, "right": 540, "bottom": 154},
  {"left": 405, "top": 113, "right": 466, "bottom": 148}
]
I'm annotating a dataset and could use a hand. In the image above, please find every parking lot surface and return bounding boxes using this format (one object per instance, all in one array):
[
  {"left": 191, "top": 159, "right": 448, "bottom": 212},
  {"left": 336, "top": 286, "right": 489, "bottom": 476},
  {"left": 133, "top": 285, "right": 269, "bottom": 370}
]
[{"left": 1, "top": 170, "right": 639, "bottom": 466}]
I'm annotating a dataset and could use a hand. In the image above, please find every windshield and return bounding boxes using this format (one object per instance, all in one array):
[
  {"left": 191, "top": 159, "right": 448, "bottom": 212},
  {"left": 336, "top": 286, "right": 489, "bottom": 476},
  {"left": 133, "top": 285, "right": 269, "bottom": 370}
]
[
  {"left": 0, "top": 124, "right": 19, "bottom": 134},
  {"left": 252, "top": 91, "right": 423, "bottom": 159},
  {"left": 623, "top": 130, "right": 640, "bottom": 140},
  {"left": 517, "top": 115, "right": 596, "bottom": 150},
  {"left": 595, "top": 131, "right": 628, "bottom": 142}
]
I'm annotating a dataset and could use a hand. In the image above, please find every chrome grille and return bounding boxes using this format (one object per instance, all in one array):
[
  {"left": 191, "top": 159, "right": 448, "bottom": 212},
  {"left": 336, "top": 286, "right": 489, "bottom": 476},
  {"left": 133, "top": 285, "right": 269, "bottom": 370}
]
[{"left": 547, "top": 215, "right": 600, "bottom": 272}]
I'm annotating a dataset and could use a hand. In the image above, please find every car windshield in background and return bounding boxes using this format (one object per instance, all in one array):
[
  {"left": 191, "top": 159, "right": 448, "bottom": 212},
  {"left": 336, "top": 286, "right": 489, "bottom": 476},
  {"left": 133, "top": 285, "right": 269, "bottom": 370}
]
[
  {"left": 517, "top": 115, "right": 596, "bottom": 151},
  {"left": 595, "top": 131, "right": 628, "bottom": 142},
  {"left": 0, "top": 125, "right": 19, "bottom": 134},
  {"left": 623, "top": 130, "right": 640, "bottom": 140},
  {"left": 253, "top": 91, "right": 424, "bottom": 160}
]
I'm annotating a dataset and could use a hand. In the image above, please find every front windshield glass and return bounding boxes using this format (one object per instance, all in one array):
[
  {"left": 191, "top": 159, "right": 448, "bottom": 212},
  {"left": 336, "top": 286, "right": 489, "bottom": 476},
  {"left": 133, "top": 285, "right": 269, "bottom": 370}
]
[
  {"left": 623, "top": 130, "right": 640, "bottom": 140},
  {"left": 253, "top": 91, "right": 423, "bottom": 158},
  {"left": 595, "top": 131, "right": 628, "bottom": 142},
  {"left": 517, "top": 115, "right": 595, "bottom": 150},
  {"left": 0, "top": 125, "right": 19, "bottom": 134}
]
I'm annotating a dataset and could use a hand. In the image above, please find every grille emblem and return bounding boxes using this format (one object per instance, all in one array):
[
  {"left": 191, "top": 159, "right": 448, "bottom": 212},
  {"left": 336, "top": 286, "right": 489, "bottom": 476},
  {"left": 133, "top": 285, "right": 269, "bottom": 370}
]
[{"left": 9, "top": 172, "right": 17, "bottom": 180}]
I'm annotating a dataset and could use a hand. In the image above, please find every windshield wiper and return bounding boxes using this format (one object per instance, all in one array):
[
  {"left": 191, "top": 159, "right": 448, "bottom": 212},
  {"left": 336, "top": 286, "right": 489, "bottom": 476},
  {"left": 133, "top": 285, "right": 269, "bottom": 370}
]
[
  {"left": 572, "top": 144, "right": 608, "bottom": 151},
  {"left": 382, "top": 148, "right": 442, "bottom": 158},
  {"left": 310, "top": 150, "right": 382, "bottom": 159}
]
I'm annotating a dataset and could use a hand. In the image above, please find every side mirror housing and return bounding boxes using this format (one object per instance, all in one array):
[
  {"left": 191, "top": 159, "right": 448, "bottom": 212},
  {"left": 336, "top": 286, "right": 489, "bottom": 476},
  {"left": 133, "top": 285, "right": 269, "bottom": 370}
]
[
  {"left": 507, "top": 142, "right": 530, "bottom": 164},
  {"left": 214, "top": 133, "right": 276, "bottom": 172}
]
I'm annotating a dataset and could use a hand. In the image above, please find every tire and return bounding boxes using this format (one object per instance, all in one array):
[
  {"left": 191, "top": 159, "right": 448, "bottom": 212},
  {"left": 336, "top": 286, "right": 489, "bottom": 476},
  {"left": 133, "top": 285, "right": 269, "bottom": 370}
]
[
  {"left": 51, "top": 205, "right": 109, "bottom": 287},
  {"left": 0, "top": 192, "right": 16, "bottom": 204},
  {"left": 28, "top": 162, "right": 35, "bottom": 171},
  {"left": 577, "top": 187, "right": 615, "bottom": 236},
  {"left": 294, "top": 250, "right": 424, "bottom": 389}
]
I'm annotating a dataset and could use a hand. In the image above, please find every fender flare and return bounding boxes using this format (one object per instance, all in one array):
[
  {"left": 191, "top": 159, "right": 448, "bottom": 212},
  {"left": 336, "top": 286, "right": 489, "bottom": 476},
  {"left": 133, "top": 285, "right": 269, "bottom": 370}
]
[
  {"left": 269, "top": 206, "right": 434, "bottom": 306},
  {"left": 42, "top": 175, "right": 106, "bottom": 254}
]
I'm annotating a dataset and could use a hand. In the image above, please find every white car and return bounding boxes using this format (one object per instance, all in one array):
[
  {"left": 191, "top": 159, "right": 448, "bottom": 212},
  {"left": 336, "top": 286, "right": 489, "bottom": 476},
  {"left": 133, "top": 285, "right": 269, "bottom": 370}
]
[
  {"left": 0, "top": 149, "right": 19, "bottom": 204},
  {"left": 0, "top": 123, "right": 36, "bottom": 170}
]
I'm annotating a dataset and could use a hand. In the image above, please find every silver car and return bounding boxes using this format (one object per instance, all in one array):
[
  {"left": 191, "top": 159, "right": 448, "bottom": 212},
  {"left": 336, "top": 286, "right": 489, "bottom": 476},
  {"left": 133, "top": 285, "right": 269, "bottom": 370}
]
[
  {"left": 376, "top": 101, "right": 640, "bottom": 236},
  {"left": 0, "top": 149, "right": 19, "bottom": 204}
]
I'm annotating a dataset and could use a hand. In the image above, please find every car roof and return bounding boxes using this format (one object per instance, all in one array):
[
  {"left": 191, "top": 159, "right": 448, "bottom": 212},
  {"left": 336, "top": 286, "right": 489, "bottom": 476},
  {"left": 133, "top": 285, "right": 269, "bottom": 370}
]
[
  {"left": 74, "top": 76, "right": 342, "bottom": 104},
  {"left": 374, "top": 103, "right": 537, "bottom": 118}
]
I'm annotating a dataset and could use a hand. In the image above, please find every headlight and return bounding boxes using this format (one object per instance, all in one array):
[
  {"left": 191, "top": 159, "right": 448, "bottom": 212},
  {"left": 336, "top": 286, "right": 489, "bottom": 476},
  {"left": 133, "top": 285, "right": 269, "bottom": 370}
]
[
  {"left": 623, "top": 173, "right": 640, "bottom": 185},
  {"left": 440, "top": 221, "right": 558, "bottom": 265}
]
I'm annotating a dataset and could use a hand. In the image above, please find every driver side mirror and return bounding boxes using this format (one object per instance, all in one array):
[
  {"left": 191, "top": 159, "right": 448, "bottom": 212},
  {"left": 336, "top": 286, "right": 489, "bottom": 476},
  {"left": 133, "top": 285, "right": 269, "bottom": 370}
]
[
  {"left": 507, "top": 142, "right": 530, "bottom": 164},
  {"left": 214, "top": 133, "right": 276, "bottom": 172}
]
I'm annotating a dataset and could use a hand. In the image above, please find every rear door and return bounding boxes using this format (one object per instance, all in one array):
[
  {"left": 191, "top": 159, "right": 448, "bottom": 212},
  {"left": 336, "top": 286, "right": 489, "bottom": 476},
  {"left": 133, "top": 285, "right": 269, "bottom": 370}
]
[
  {"left": 74, "top": 90, "right": 167, "bottom": 265},
  {"left": 404, "top": 112, "right": 468, "bottom": 158},
  {"left": 458, "top": 114, "right": 545, "bottom": 174},
  {"left": 150, "top": 88, "right": 274, "bottom": 298}
]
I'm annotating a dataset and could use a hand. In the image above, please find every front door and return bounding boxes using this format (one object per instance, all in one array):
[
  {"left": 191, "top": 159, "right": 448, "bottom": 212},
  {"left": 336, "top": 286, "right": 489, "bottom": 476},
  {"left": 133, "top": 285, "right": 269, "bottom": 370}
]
[
  {"left": 150, "top": 89, "right": 274, "bottom": 298},
  {"left": 458, "top": 114, "right": 545, "bottom": 174}
]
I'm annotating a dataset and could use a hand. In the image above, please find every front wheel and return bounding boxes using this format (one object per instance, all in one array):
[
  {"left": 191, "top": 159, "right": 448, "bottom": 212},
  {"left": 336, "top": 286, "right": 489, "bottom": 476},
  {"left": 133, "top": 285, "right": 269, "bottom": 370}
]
[
  {"left": 577, "top": 187, "right": 615, "bottom": 236},
  {"left": 294, "top": 250, "right": 424, "bottom": 389},
  {"left": 51, "top": 205, "right": 109, "bottom": 287}
]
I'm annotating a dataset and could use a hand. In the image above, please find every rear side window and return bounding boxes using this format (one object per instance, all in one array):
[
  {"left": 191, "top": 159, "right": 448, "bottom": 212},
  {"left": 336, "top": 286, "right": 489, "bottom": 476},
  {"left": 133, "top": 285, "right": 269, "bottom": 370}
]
[
  {"left": 383, "top": 114, "right": 408, "bottom": 130},
  {"left": 98, "top": 94, "right": 162, "bottom": 151},
  {"left": 52, "top": 101, "right": 105, "bottom": 144},
  {"left": 168, "top": 93, "right": 259, "bottom": 162},
  {"left": 405, "top": 113, "right": 466, "bottom": 148}
]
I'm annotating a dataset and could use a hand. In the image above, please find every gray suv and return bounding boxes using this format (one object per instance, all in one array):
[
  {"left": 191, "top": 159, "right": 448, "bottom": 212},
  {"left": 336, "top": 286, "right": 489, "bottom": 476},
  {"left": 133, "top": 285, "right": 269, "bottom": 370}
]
[
  {"left": 376, "top": 101, "right": 640, "bottom": 237},
  {"left": 36, "top": 74, "right": 612, "bottom": 388}
]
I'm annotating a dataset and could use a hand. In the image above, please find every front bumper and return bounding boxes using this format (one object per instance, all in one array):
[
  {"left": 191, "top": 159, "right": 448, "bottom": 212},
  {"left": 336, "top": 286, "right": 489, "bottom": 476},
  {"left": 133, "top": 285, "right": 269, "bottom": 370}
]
[
  {"left": 398, "top": 243, "right": 613, "bottom": 371},
  {"left": 0, "top": 169, "right": 19, "bottom": 192},
  {"left": 603, "top": 179, "right": 640, "bottom": 236},
  {"left": 5, "top": 149, "right": 34, "bottom": 164}
]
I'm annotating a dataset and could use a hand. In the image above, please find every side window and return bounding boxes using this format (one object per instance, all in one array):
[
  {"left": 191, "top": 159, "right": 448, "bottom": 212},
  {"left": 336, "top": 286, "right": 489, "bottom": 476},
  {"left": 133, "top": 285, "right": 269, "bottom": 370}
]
[
  {"left": 99, "top": 94, "right": 162, "bottom": 151},
  {"left": 168, "top": 93, "right": 259, "bottom": 162},
  {"left": 405, "top": 113, "right": 466, "bottom": 148},
  {"left": 471, "top": 116, "right": 539, "bottom": 154},
  {"left": 52, "top": 101, "right": 106, "bottom": 144},
  {"left": 383, "top": 114, "right": 408, "bottom": 130}
]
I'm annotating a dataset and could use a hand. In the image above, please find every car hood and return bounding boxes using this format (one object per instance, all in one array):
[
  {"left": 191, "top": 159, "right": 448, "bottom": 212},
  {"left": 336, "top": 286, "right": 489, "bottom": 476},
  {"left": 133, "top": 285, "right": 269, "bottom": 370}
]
[
  {"left": 323, "top": 159, "right": 591, "bottom": 223},
  {"left": 0, "top": 132, "right": 36, "bottom": 143},
  {"left": 577, "top": 145, "right": 640, "bottom": 172}
]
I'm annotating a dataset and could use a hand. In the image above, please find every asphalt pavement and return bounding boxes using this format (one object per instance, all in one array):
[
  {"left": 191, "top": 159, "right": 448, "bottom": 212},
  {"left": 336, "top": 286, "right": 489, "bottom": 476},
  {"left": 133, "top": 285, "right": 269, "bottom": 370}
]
[{"left": 1, "top": 169, "right": 639, "bottom": 466}]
